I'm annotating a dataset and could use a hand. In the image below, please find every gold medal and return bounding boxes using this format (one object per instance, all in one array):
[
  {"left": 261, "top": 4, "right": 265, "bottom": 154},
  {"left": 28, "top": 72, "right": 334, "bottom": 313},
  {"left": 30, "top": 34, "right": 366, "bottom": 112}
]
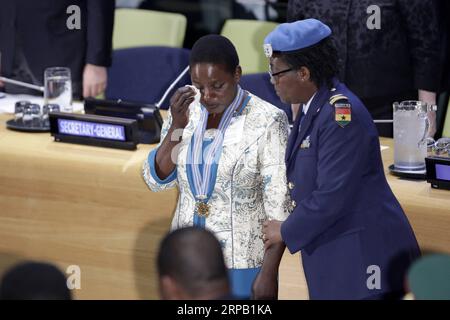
[{"left": 196, "top": 202, "right": 210, "bottom": 217}]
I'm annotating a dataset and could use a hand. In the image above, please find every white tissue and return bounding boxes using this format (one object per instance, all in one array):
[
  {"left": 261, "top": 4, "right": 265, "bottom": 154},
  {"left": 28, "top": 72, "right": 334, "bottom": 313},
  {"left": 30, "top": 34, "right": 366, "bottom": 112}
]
[{"left": 185, "top": 85, "right": 201, "bottom": 106}]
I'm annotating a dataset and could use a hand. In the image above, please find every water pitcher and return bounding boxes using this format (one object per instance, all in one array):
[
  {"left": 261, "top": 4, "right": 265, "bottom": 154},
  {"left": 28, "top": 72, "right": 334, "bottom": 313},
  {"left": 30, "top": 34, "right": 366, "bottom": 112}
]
[{"left": 393, "top": 101, "right": 435, "bottom": 170}]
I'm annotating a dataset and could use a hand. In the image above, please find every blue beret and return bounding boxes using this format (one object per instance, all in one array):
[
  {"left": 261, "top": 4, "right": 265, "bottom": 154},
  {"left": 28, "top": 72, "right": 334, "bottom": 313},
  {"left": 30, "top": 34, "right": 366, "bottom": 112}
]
[{"left": 263, "top": 19, "right": 332, "bottom": 57}]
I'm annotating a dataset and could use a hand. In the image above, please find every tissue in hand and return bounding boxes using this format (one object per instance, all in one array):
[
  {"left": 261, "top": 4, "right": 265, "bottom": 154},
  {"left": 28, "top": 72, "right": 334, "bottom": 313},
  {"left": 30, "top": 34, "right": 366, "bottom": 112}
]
[{"left": 185, "top": 85, "right": 201, "bottom": 106}]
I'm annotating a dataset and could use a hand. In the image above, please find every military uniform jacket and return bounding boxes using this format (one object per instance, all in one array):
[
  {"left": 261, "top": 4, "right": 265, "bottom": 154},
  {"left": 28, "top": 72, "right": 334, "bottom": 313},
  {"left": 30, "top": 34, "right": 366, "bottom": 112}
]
[
  {"left": 143, "top": 93, "right": 290, "bottom": 269},
  {"left": 282, "top": 79, "right": 420, "bottom": 299}
]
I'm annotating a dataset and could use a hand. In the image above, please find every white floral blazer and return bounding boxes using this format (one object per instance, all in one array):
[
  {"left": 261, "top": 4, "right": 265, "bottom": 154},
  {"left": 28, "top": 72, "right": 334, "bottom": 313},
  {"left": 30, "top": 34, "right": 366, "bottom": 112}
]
[{"left": 142, "top": 93, "right": 290, "bottom": 269}]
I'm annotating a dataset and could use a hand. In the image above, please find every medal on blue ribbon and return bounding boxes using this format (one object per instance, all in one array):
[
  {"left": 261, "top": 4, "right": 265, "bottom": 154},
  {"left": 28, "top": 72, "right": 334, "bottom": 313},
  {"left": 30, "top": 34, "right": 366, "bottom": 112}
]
[{"left": 187, "top": 86, "right": 248, "bottom": 218}]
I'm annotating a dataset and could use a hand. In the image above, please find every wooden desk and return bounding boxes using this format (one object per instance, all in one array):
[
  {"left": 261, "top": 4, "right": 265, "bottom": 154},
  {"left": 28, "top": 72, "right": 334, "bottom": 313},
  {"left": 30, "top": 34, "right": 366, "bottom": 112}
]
[
  {"left": 0, "top": 114, "right": 449, "bottom": 299},
  {"left": 0, "top": 114, "right": 177, "bottom": 299}
]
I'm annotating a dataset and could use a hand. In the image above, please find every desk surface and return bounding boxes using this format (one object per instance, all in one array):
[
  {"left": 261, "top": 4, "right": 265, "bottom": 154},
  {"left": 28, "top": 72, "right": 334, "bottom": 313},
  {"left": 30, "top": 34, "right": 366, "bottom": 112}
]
[
  {"left": 0, "top": 113, "right": 176, "bottom": 299},
  {"left": 0, "top": 113, "right": 449, "bottom": 299}
]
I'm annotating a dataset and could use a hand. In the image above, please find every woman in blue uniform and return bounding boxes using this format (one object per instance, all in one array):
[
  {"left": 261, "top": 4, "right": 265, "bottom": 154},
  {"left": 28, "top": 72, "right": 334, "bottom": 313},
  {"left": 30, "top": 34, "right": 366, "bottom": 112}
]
[{"left": 262, "top": 19, "right": 420, "bottom": 299}]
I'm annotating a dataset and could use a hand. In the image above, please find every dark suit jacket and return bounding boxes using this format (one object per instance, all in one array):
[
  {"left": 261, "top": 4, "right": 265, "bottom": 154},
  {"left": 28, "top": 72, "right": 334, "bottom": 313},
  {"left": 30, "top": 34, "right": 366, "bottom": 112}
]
[
  {"left": 282, "top": 78, "right": 420, "bottom": 299},
  {"left": 287, "top": 0, "right": 441, "bottom": 100},
  {"left": 0, "top": 0, "right": 114, "bottom": 97}
]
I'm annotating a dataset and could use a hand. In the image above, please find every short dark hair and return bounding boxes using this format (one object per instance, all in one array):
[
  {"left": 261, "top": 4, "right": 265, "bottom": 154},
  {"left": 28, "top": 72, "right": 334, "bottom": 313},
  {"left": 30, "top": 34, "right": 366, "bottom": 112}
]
[
  {"left": 275, "top": 37, "right": 339, "bottom": 88},
  {"left": 0, "top": 261, "right": 71, "bottom": 300},
  {"left": 157, "top": 227, "right": 228, "bottom": 297},
  {"left": 189, "top": 35, "right": 239, "bottom": 74}
]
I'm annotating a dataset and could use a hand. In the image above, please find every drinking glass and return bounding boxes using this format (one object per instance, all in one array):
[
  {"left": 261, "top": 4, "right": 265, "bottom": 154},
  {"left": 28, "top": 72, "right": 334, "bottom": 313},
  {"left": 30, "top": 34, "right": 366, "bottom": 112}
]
[{"left": 44, "top": 67, "right": 72, "bottom": 113}]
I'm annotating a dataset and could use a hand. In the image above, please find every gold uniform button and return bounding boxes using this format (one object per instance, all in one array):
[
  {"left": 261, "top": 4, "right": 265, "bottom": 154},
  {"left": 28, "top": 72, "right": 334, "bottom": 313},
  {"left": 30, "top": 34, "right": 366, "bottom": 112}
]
[
  {"left": 288, "top": 182, "right": 295, "bottom": 190},
  {"left": 291, "top": 200, "right": 297, "bottom": 208}
]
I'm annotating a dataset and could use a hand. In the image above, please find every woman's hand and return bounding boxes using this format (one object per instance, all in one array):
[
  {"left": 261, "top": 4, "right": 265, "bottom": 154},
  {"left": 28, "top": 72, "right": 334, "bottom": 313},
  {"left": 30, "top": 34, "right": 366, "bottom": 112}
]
[
  {"left": 252, "top": 226, "right": 285, "bottom": 300},
  {"left": 263, "top": 220, "right": 283, "bottom": 250},
  {"left": 170, "top": 86, "right": 196, "bottom": 129}
]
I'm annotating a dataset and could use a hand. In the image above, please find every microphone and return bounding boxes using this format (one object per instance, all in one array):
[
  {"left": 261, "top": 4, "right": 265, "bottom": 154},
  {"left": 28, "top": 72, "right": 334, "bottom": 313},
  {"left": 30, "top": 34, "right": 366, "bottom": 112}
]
[
  {"left": 154, "top": 65, "right": 190, "bottom": 109},
  {"left": 373, "top": 119, "right": 393, "bottom": 123},
  {"left": 0, "top": 76, "right": 44, "bottom": 92}
]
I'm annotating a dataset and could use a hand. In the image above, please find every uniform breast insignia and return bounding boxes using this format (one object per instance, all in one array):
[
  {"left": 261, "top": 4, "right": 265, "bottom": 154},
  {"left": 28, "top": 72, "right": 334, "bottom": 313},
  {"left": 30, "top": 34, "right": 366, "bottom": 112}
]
[
  {"left": 300, "top": 135, "right": 311, "bottom": 149},
  {"left": 330, "top": 94, "right": 351, "bottom": 128},
  {"left": 263, "top": 43, "right": 273, "bottom": 58}
]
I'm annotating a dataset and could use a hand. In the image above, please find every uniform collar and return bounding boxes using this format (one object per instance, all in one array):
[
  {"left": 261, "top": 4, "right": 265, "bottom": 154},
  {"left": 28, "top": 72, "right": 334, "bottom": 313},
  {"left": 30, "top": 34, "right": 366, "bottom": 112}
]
[
  {"left": 302, "top": 92, "right": 316, "bottom": 115},
  {"left": 285, "top": 84, "right": 332, "bottom": 165}
]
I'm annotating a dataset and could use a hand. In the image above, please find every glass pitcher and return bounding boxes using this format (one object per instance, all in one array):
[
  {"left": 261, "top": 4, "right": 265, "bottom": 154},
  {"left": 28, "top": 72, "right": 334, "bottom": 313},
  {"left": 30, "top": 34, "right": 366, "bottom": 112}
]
[{"left": 393, "top": 101, "right": 436, "bottom": 171}]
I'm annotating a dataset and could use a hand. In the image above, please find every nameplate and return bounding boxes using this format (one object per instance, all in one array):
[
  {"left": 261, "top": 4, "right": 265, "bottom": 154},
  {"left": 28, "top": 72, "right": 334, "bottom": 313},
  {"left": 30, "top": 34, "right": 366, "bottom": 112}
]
[
  {"left": 49, "top": 112, "right": 139, "bottom": 150},
  {"left": 426, "top": 156, "right": 450, "bottom": 190}
]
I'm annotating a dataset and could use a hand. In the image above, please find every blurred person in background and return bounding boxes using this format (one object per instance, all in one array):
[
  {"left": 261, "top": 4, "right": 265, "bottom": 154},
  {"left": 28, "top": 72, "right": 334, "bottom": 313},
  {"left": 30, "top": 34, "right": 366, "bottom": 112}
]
[
  {"left": 157, "top": 227, "right": 232, "bottom": 300},
  {"left": 0, "top": 0, "right": 114, "bottom": 99},
  {"left": 286, "top": 0, "right": 441, "bottom": 138},
  {"left": 0, "top": 261, "right": 71, "bottom": 300}
]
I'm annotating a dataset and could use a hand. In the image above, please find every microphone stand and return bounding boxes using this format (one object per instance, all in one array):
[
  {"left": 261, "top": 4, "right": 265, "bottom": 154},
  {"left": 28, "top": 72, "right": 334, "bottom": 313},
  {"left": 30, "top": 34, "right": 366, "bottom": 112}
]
[
  {"left": 154, "top": 66, "right": 189, "bottom": 108},
  {"left": 373, "top": 119, "right": 393, "bottom": 123},
  {"left": 0, "top": 76, "right": 44, "bottom": 93}
]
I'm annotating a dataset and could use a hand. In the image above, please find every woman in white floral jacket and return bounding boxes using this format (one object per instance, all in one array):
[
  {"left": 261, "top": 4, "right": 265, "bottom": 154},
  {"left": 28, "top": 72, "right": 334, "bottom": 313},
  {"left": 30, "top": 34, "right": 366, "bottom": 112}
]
[{"left": 142, "top": 35, "right": 290, "bottom": 299}]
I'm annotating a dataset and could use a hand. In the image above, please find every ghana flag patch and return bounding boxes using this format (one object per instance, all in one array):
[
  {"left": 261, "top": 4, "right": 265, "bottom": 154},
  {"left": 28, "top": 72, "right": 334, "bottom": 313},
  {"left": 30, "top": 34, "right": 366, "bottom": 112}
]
[
  {"left": 335, "top": 103, "right": 351, "bottom": 127},
  {"left": 329, "top": 94, "right": 352, "bottom": 128}
]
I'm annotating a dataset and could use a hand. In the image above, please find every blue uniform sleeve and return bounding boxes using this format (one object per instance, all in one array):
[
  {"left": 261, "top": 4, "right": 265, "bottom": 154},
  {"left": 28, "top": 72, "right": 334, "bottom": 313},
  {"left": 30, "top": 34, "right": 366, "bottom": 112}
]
[{"left": 281, "top": 107, "right": 368, "bottom": 254}]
